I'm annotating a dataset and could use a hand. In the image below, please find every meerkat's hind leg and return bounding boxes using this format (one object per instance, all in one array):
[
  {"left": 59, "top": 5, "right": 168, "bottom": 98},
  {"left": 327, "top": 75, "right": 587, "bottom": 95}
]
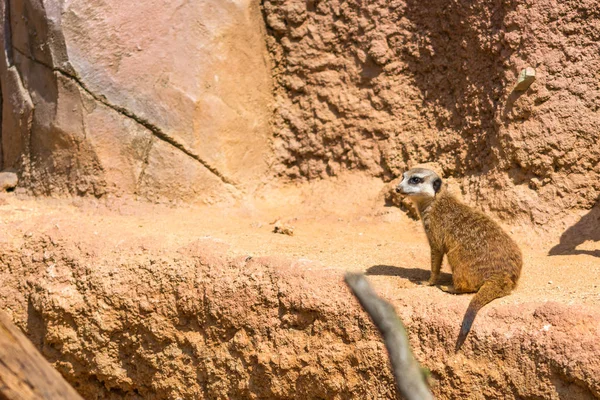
[
  {"left": 439, "top": 270, "right": 479, "bottom": 294},
  {"left": 440, "top": 278, "right": 477, "bottom": 294},
  {"left": 439, "top": 285, "right": 457, "bottom": 294},
  {"left": 438, "top": 285, "right": 474, "bottom": 294}
]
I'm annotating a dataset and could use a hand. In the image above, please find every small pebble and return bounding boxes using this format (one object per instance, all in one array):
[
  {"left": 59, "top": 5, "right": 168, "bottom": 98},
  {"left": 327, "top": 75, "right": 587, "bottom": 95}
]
[
  {"left": 514, "top": 67, "right": 536, "bottom": 91},
  {"left": 273, "top": 220, "right": 294, "bottom": 236},
  {"left": 0, "top": 171, "right": 18, "bottom": 191}
]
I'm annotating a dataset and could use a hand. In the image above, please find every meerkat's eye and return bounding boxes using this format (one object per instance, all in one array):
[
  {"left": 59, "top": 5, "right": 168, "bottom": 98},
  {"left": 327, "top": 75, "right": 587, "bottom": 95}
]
[{"left": 408, "top": 176, "right": 423, "bottom": 184}]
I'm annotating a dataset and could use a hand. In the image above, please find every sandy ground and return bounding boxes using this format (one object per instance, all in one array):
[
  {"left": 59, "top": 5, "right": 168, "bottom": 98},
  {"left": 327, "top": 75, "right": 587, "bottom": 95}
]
[{"left": 1, "top": 173, "right": 598, "bottom": 310}]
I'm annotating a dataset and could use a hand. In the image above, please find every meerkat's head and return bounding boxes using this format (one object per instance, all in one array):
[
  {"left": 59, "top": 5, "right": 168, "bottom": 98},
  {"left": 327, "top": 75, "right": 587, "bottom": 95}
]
[{"left": 395, "top": 168, "right": 442, "bottom": 199}]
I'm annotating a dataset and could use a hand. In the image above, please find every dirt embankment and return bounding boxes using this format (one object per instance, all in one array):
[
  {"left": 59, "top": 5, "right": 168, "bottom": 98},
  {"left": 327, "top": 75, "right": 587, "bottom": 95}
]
[
  {"left": 263, "top": 0, "right": 600, "bottom": 225},
  {"left": 0, "top": 190, "right": 598, "bottom": 399},
  {"left": 1, "top": 208, "right": 396, "bottom": 399}
]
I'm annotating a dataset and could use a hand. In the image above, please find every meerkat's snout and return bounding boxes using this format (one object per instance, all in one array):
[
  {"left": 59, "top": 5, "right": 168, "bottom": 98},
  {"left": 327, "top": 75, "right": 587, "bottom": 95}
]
[{"left": 394, "top": 174, "right": 411, "bottom": 195}]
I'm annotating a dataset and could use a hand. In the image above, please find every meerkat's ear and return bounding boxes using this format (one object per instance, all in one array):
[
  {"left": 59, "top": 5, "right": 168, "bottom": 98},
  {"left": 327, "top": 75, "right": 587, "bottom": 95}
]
[{"left": 433, "top": 178, "right": 442, "bottom": 193}]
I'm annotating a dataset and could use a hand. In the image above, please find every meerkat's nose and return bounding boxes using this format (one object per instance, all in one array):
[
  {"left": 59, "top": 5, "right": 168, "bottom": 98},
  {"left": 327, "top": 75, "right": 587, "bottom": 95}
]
[{"left": 395, "top": 187, "right": 401, "bottom": 194}]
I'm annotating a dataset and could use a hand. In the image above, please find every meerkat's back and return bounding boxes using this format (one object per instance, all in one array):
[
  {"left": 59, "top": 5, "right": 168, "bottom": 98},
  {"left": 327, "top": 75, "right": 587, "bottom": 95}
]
[{"left": 430, "top": 192, "right": 522, "bottom": 288}]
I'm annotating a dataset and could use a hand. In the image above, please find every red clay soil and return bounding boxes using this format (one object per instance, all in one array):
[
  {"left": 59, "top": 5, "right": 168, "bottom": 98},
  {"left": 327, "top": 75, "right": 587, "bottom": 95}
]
[
  {"left": 263, "top": 0, "right": 600, "bottom": 225},
  {"left": 0, "top": 174, "right": 598, "bottom": 399}
]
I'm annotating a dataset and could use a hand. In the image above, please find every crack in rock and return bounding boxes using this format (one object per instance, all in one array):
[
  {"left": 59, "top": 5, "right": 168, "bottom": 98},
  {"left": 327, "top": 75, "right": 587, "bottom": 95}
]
[{"left": 12, "top": 47, "right": 238, "bottom": 187}]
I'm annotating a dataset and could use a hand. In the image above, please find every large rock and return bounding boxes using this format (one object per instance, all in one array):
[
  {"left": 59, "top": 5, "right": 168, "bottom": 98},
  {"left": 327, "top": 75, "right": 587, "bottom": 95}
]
[
  {"left": 263, "top": 0, "right": 600, "bottom": 224},
  {"left": 0, "top": 0, "right": 272, "bottom": 202}
]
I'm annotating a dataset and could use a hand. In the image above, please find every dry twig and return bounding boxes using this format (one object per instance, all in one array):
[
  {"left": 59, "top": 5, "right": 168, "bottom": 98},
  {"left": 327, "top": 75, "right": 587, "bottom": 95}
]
[
  {"left": 345, "top": 273, "right": 434, "bottom": 400},
  {"left": 0, "top": 311, "right": 83, "bottom": 400}
]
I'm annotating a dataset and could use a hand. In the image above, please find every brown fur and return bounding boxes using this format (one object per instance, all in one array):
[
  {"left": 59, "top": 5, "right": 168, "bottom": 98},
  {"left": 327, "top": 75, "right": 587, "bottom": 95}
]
[{"left": 397, "top": 168, "right": 522, "bottom": 350}]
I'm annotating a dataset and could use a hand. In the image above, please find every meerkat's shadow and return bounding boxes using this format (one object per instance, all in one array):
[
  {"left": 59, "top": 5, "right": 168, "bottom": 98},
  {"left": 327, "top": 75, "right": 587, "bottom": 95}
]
[
  {"left": 366, "top": 265, "right": 453, "bottom": 286},
  {"left": 549, "top": 200, "right": 600, "bottom": 257}
]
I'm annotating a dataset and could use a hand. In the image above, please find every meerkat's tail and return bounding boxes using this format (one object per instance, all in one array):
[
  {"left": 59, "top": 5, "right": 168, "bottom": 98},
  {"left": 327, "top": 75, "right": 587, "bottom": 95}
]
[{"left": 455, "top": 275, "right": 514, "bottom": 351}]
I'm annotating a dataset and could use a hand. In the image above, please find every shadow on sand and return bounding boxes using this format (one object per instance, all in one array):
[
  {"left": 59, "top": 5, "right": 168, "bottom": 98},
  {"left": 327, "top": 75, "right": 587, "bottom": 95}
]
[
  {"left": 366, "top": 264, "right": 453, "bottom": 286},
  {"left": 549, "top": 201, "right": 600, "bottom": 257}
]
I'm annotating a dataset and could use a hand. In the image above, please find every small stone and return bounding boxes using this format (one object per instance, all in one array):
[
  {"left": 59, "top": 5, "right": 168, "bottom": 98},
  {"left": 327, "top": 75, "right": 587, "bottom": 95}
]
[
  {"left": 514, "top": 67, "right": 536, "bottom": 91},
  {"left": 273, "top": 220, "right": 294, "bottom": 236},
  {"left": 0, "top": 171, "right": 18, "bottom": 191}
]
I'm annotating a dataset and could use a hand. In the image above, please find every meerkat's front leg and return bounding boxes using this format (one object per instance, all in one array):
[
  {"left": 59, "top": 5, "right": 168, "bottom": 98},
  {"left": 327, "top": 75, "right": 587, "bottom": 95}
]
[{"left": 427, "top": 247, "right": 443, "bottom": 285}]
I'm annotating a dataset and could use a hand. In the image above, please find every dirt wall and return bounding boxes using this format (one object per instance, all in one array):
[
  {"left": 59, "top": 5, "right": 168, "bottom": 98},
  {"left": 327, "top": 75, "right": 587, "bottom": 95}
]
[
  {"left": 263, "top": 0, "right": 600, "bottom": 224},
  {"left": 2, "top": 0, "right": 599, "bottom": 224},
  {"left": 2, "top": 236, "right": 398, "bottom": 399},
  {"left": 1, "top": 229, "right": 598, "bottom": 399}
]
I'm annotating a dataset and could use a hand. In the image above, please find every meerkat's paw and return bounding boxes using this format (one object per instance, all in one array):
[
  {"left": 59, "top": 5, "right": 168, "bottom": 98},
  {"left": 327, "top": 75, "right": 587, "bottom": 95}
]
[{"left": 439, "top": 285, "right": 459, "bottom": 294}]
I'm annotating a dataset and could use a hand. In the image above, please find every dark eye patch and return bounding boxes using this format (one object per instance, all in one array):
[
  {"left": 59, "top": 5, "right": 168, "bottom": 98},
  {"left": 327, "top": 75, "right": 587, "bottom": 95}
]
[{"left": 408, "top": 176, "right": 423, "bottom": 184}]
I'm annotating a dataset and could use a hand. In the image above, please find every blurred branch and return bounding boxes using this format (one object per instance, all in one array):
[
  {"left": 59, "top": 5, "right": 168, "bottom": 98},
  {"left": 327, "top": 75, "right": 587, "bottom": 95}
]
[
  {"left": 345, "top": 273, "right": 434, "bottom": 400},
  {"left": 0, "top": 311, "right": 83, "bottom": 400}
]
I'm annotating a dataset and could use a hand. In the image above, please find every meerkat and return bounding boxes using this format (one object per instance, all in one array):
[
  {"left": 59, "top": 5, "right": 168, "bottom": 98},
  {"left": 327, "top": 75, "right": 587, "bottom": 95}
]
[{"left": 396, "top": 167, "right": 522, "bottom": 350}]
